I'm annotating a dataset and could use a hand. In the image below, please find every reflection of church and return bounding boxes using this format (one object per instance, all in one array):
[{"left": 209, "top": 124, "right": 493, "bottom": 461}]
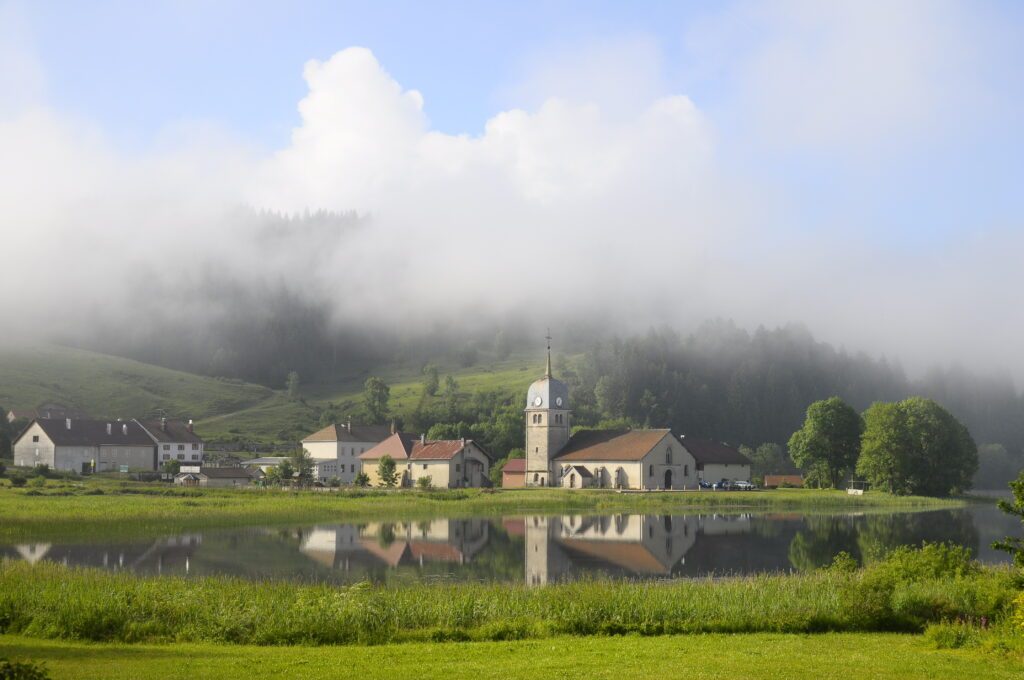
[{"left": 525, "top": 338, "right": 751, "bottom": 489}]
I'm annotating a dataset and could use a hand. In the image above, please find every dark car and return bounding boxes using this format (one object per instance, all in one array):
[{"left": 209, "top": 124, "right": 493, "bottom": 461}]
[{"left": 698, "top": 480, "right": 713, "bottom": 490}]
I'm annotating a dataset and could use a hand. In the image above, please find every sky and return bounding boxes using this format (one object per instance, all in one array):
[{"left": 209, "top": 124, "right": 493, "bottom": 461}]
[{"left": 1, "top": 0, "right": 1023, "bottom": 378}]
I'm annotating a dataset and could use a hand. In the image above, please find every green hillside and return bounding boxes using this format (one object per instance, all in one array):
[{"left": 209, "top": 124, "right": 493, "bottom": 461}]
[
  {"left": 0, "top": 344, "right": 271, "bottom": 424},
  {"left": 0, "top": 344, "right": 549, "bottom": 445},
  {"left": 196, "top": 354, "right": 547, "bottom": 443}
]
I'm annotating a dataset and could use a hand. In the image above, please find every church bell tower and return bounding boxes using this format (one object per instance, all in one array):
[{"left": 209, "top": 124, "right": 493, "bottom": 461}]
[{"left": 525, "top": 333, "right": 570, "bottom": 487}]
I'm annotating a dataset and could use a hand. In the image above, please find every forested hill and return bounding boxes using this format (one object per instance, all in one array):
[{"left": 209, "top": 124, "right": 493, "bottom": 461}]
[{"left": 561, "top": 321, "right": 1024, "bottom": 461}]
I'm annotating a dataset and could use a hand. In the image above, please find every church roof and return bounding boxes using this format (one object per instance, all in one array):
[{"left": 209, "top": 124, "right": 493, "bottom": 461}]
[
  {"left": 526, "top": 375, "right": 569, "bottom": 410},
  {"left": 554, "top": 429, "right": 674, "bottom": 462}
]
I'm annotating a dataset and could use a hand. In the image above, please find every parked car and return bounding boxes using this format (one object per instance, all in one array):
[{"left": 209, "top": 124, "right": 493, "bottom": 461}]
[
  {"left": 712, "top": 479, "right": 734, "bottom": 491},
  {"left": 733, "top": 480, "right": 757, "bottom": 491},
  {"left": 698, "top": 480, "right": 713, "bottom": 490}
]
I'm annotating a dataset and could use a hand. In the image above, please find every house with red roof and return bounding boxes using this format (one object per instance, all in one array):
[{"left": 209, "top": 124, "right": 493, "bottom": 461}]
[{"left": 359, "top": 432, "right": 493, "bottom": 488}]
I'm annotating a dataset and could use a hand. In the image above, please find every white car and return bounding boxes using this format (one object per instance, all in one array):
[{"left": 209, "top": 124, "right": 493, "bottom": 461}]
[{"left": 733, "top": 480, "right": 757, "bottom": 491}]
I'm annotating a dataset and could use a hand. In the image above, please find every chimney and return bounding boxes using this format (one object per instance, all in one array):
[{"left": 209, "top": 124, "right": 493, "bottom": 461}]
[
  {"left": 461, "top": 437, "right": 466, "bottom": 447},
  {"left": 347, "top": 418, "right": 352, "bottom": 434},
  {"left": 65, "top": 418, "right": 71, "bottom": 430},
  {"left": 122, "top": 423, "right": 128, "bottom": 436},
  {"left": 187, "top": 419, "right": 193, "bottom": 433},
  {"left": 390, "top": 420, "right": 396, "bottom": 435},
  {"left": 420, "top": 433, "right": 426, "bottom": 444},
  {"left": 106, "top": 423, "right": 112, "bottom": 435},
  {"left": 161, "top": 417, "right": 167, "bottom": 432}
]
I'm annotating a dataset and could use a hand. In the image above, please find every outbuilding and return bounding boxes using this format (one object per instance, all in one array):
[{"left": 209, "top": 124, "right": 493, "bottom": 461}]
[{"left": 501, "top": 457, "right": 526, "bottom": 488}]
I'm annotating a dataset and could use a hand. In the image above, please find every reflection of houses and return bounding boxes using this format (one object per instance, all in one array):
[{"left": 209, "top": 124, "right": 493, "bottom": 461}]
[
  {"left": 298, "top": 519, "right": 490, "bottom": 571},
  {"left": 7, "top": 535, "right": 203, "bottom": 575},
  {"left": 525, "top": 514, "right": 698, "bottom": 585}
]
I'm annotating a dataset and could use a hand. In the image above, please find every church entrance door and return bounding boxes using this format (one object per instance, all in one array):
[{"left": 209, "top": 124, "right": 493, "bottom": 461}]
[{"left": 664, "top": 469, "right": 672, "bottom": 490}]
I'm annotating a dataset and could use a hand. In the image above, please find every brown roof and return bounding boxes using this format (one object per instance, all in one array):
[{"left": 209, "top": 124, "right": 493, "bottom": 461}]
[
  {"left": 360, "top": 432, "right": 420, "bottom": 461},
  {"left": 683, "top": 439, "right": 751, "bottom": 465},
  {"left": 555, "top": 429, "right": 673, "bottom": 462},
  {"left": 502, "top": 458, "right": 526, "bottom": 473},
  {"left": 303, "top": 423, "right": 393, "bottom": 444},
  {"left": 136, "top": 419, "right": 203, "bottom": 444},
  {"left": 24, "top": 418, "right": 155, "bottom": 447},
  {"left": 361, "top": 434, "right": 492, "bottom": 461}
]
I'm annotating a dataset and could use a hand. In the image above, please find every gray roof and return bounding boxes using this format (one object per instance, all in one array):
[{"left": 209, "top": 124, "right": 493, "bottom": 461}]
[
  {"left": 683, "top": 439, "right": 751, "bottom": 465},
  {"left": 526, "top": 375, "right": 569, "bottom": 410},
  {"left": 185, "top": 467, "right": 254, "bottom": 479},
  {"left": 24, "top": 418, "right": 155, "bottom": 447},
  {"left": 136, "top": 419, "right": 203, "bottom": 444}
]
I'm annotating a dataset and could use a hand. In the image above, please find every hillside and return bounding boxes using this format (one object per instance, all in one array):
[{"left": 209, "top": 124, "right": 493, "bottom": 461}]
[
  {"left": 0, "top": 344, "right": 546, "bottom": 446},
  {"left": 0, "top": 344, "right": 272, "bottom": 425}
]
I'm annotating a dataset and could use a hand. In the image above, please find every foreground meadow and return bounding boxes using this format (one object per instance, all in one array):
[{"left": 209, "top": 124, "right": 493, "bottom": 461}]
[
  {"left": 2, "top": 632, "right": 1021, "bottom": 680},
  {"left": 0, "top": 480, "right": 971, "bottom": 542}
]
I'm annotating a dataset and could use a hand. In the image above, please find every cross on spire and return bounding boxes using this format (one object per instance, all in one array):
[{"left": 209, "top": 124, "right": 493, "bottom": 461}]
[{"left": 545, "top": 328, "right": 552, "bottom": 377}]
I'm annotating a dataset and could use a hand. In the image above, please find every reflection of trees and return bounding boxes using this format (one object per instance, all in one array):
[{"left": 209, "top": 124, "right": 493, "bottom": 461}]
[
  {"left": 378, "top": 524, "right": 396, "bottom": 549},
  {"left": 857, "top": 511, "right": 979, "bottom": 563},
  {"left": 788, "top": 516, "right": 863, "bottom": 571}
]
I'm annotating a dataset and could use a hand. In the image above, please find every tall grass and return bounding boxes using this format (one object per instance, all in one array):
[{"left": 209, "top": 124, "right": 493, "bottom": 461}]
[
  {"left": 0, "top": 546, "right": 1016, "bottom": 646},
  {"left": 0, "top": 484, "right": 971, "bottom": 542}
]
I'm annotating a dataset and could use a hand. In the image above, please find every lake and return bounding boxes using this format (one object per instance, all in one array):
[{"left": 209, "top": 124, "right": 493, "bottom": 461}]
[{"left": 2, "top": 504, "right": 1018, "bottom": 585}]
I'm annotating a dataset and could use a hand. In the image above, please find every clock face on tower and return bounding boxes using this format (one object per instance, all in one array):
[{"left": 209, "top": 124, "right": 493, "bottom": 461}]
[
  {"left": 556, "top": 397, "right": 563, "bottom": 407},
  {"left": 534, "top": 396, "right": 543, "bottom": 406}
]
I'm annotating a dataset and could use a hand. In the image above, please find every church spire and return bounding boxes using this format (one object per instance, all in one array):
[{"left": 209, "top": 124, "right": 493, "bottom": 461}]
[{"left": 545, "top": 328, "right": 552, "bottom": 377}]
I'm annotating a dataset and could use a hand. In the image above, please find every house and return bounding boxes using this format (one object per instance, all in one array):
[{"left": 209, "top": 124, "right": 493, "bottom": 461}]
[
  {"left": 360, "top": 432, "right": 493, "bottom": 488},
  {"left": 552, "top": 429, "right": 696, "bottom": 490},
  {"left": 6, "top": 405, "right": 85, "bottom": 424},
  {"left": 501, "top": 457, "right": 526, "bottom": 488},
  {"left": 681, "top": 438, "right": 752, "bottom": 483},
  {"left": 13, "top": 418, "right": 157, "bottom": 472},
  {"left": 301, "top": 422, "right": 393, "bottom": 484},
  {"left": 137, "top": 418, "right": 204, "bottom": 468},
  {"left": 174, "top": 466, "right": 255, "bottom": 487}
]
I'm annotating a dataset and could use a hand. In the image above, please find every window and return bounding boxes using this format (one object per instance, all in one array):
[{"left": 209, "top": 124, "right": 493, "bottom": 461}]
[
  {"left": 191, "top": 454, "right": 198, "bottom": 460},
  {"left": 32, "top": 435, "right": 39, "bottom": 443},
  {"left": 456, "top": 464, "right": 461, "bottom": 472},
  {"left": 177, "top": 454, "right": 184, "bottom": 461},
  {"left": 684, "top": 464, "right": 689, "bottom": 476},
  {"left": 163, "top": 454, "right": 170, "bottom": 460},
  {"left": 666, "top": 448, "right": 672, "bottom": 464},
  {"left": 350, "top": 464, "right": 355, "bottom": 473},
  {"left": 163, "top": 444, "right": 170, "bottom": 450},
  {"left": 177, "top": 444, "right": 185, "bottom": 451},
  {"left": 649, "top": 465, "right": 654, "bottom": 476},
  {"left": 192, "top": 444, "right": 199, "bottom": 450},
  {"left": 423, "top": 464, "right": 428, "bottom": 469}
]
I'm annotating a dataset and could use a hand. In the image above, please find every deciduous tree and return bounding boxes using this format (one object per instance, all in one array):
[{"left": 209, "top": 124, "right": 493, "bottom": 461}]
[
  {"left": 377, "top": 454, "right": 398, "bottom": 488},
  {"left": 788, "top": 397, "right": 863, "bottom": 489},
  {"left": 363, "top": 377, "right": 391, "bottom": 424}
]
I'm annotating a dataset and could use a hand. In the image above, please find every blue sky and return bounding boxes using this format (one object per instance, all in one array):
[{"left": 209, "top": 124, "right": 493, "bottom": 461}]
[{"left": 2, "top": 1, "right": 1024, "bottom": 375}]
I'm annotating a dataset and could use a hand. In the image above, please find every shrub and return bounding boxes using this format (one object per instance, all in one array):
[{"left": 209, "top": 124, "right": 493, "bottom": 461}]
[
  {"left": 0, "top": 658, "right": 50, "bottom": 680},
  {"left": 416, "top": 476, "right": 433, "bottom": 490},
  {"left": 328, "top": 477, "right": 341, "bottom": 488},
  {"left": 9, "top": 476, "right": 26, "bottom": 488},
  {"left": 353, "top": 472, "right": 370, "bottom": 488},
  {"left": 28, "top": 477, "right": 45, "bottom": 489},
  {"left": 30, "top": 465, "right": 50, "bottom": 479}
]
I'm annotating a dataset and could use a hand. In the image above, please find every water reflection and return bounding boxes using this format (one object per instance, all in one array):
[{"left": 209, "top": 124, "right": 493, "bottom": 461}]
[{"left": 1, "top": 505, "right": 1015, "bottom": 585}]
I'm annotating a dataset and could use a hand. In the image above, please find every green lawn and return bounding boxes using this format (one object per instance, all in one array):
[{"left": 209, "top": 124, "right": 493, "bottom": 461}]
[
  {"left": 0, "top": 483, "right": 970, "bottom": 542},
  {"left": 1, "top": 633, "right": 1019, "bottom": 680}
]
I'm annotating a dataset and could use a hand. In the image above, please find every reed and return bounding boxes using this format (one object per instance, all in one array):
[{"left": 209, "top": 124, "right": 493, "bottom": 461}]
[{"left": 0, "top": 547, "right": 1015, "bottom": 646}]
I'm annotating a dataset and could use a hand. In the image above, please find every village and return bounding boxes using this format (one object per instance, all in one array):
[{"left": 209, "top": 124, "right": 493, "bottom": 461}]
[{"left": 8, "top": 344, "right": 753, "bottom": 491}]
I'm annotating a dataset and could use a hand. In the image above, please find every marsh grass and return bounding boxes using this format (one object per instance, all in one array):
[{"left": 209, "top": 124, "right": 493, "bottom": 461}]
[
  {"left": 0, "top": 483, "right": 972, "bottom": 542},
  {"left": 0, "top": 545, "right": 1016, "bottom": 647}
]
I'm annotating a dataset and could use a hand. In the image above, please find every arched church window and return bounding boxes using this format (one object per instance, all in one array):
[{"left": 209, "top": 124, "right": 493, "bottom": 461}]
[
  {"left": 649, "top": 464, "right": 654, "bottom": 477},
  {"left": 533, "top": 472, "right": 538, "bottom": 483},
  {"left": 666, "top": 448, "right": 672, "bottom": 464}
]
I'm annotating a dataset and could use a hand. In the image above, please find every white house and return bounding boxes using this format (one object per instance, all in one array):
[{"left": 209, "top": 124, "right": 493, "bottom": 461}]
[
  {"left": 681, "top": 438, "right": 752, "bottom": 483},
  {"left": 360, "top": 432, "right": 493, "bottom": 488},
  {"left": 13, "top": 418, "right": 157, "bottom": 472},
  {"left": 301, "top": 422, "right": 393, "bottom": 484},
  {"left": 137, "top": 418, "right": 204, "bottom": 468}
]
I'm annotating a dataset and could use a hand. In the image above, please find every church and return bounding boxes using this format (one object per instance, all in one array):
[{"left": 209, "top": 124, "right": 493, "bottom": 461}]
[{"left": 525, "top": 340, "right": 750, "bottom": 489}]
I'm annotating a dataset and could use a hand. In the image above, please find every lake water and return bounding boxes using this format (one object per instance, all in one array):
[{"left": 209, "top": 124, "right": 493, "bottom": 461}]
[{"left": 3, "top": 504, "right": 1019, "bottom": 585}]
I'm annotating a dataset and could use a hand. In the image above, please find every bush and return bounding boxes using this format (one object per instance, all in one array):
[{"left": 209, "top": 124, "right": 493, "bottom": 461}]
[
  {"left": 9, "top": 476, "right": 26, "bottom": 488},
  {"left": 28, "top": 477, "right": 45, "bottom": 489},
  {"left": 0, "top": 658, "right": 50, "bottom": 680},
  {"left": 30, "top": 465, "right": 50, "bottom": 479},
  {"left": 0, "top": 462, "right": 6, "bottom": 478},
  {"left": 328, "top": 477, "right": 341, "bottom": 488},
  {"left": 416, "top": 476, "right": 433, "bottom": 490},
  {"left": 353, "top": 472, "right": 370, "bottom": 488}
]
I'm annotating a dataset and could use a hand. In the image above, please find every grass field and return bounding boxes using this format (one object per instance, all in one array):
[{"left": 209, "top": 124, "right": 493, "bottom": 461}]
[
  {"left": 0, "top": 483, "right": 970, "bottom": 542},
  {"left": 2, "top": 632, "right": 1021, "bottom": 680},
  {"left": 0, "top": 344, "right": 270, "bottom": 424}
]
